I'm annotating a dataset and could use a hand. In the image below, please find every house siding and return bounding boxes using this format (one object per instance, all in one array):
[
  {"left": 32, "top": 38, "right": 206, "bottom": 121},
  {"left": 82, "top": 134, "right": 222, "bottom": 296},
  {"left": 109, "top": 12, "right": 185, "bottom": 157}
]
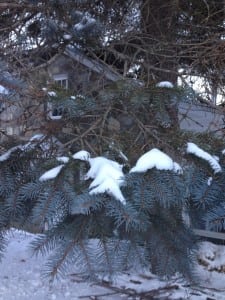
[
  {"left": 178, "top": 103, "right": 225, "bottom": 135},
  {"left": 47, "top": 54, "right": 113, "bottom": 94}
]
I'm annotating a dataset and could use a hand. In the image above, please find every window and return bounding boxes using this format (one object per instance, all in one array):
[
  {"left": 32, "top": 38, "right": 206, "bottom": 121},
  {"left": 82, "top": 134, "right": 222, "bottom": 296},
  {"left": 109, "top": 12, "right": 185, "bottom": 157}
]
[
  {"left": 53, "top": 74, "right": 68, "bottom": 89},
  {"left": 47, "top": 102, "right": 62, "bottom": 120}
]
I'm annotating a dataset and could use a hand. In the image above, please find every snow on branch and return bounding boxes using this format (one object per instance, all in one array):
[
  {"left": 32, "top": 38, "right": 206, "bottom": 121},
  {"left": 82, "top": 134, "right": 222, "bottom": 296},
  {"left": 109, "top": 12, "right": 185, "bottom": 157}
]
[
  {"left": 0, "top": 134, "right": 63, "bottom": 162},
  {"left": 74, "top": 15, "right": 96, "bottom": 32},
  {"left": 156, "top": 81, "right": 174, "bottom": 88},
  {"left": 39, "top": 164, "right": 65, "bottom": 182},
  {"left": 0, "top": 84, "right": 9, "bottom": 94},
  {"left": 87, "top": 157, "right": 125, "bottom": 204},
  {"left": 72, "top": 150, "right": 90, "bottom": 161},
  {"left": 56, "top": 156, "right": 69, "bottom": 164},
  {"left": 86, "top": 157, "right": 123, "bottom": 180},
  {"left": 130, "top": 148, "right": 182, "bottom": 174},
  {"left": 187, "top": 142, "right": 221, "bottom": 173},
  {"left": 89, "top": 177, "right": 125, "bottom": 205},
  {"left": 73, "top": 150, "right": 125, "bottom": 204},
  {"left": 47, "top": 91, "right": 57, "bottom": 97},
  {"left": 0, "top": 145, "right": 22, "bottom": 161}
]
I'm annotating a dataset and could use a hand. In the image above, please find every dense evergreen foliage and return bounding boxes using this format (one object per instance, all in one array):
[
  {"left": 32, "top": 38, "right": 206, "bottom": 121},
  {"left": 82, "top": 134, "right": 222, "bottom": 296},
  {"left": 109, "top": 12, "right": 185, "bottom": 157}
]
[{"left": 0, "top": 83, "right": 225, "bottom": 282}]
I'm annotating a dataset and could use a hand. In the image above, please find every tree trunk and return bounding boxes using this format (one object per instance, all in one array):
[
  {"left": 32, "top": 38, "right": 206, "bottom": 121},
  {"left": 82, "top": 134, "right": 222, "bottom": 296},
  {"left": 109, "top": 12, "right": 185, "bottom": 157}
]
[{"left": 140, "top": 0, "right": 179, "bottom": 84}]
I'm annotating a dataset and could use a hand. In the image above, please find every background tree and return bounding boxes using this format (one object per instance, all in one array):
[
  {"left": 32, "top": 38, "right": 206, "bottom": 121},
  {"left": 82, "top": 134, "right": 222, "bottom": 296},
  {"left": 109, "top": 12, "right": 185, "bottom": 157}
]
[{"left": 1, "top": 1, "right": 225, "bottom": 93}]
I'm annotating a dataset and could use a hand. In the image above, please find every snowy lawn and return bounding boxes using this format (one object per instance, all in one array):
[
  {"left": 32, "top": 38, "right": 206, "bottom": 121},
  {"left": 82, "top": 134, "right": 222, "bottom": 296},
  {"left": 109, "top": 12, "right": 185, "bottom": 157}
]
[{"left": 1, "top": 230, "right": 225, "bottom": 299}]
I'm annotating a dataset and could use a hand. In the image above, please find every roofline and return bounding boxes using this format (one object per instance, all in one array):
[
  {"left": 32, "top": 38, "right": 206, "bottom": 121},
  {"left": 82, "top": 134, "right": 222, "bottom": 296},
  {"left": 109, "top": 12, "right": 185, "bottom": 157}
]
[{"left": 64, "top": 47, "right": 123, "bottom": 82}]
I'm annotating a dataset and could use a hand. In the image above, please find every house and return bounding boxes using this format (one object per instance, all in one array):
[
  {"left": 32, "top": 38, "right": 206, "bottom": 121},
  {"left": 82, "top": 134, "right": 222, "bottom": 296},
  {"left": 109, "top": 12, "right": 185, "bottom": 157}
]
[
  {"left": 36, "top": 46, "right": 123, "bottom": 93},
  {"left": 0, "top": 47, "right": 123, "bottom": 141},
  {"left": 0, "top": 73, "right": 25, "bottom": 140},
  {"left": 179, "top": 101, "right": 225, "bottom": 136},
  {"left": 1, "top": 46, "right": 225, "bottom": 142}
]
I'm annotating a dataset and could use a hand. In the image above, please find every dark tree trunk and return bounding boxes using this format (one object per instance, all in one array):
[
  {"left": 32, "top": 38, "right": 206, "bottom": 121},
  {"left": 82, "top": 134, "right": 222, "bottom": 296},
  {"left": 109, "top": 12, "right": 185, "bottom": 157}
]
[{"left": 140, "top": 1, "right": 179, "bottom": 84}]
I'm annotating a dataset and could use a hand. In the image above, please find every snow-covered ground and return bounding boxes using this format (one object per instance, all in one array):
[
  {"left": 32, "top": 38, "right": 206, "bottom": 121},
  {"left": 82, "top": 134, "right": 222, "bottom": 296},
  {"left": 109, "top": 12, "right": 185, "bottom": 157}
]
[{"left": 1, "top": 229, "right": 225, "bottom": 300}]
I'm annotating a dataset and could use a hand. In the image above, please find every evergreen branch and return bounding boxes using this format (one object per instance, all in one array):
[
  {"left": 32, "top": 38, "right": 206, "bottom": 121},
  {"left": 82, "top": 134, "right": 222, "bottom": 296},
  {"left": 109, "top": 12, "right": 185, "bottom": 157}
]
[
  {"left": 63, "top": 117, "right": 102, "bottom": 147},
  {"left": 70, "top": 192, "right": 106, "bottom": 215},
  {"left": 84, "top": 281, "right": 180, "bottom": 300},
  {"left": 79, "top": 240, "right": 96, "bottom": 278}
]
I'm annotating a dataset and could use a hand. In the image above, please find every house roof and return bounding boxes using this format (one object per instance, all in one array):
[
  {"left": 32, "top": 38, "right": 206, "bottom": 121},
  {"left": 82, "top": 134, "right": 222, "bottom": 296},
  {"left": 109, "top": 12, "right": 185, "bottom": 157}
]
[{"left": 64, "top": 46, "right": 123, "bottom": 82}]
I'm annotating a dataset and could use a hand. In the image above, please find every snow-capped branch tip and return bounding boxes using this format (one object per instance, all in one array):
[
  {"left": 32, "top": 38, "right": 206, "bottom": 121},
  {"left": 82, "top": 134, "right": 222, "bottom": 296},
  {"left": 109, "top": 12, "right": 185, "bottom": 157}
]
[
  {"left": 47, "top": 91, "right": 57, "bottom": 97},
  {"left": 72, "top": 150, "right": 126, "bottom": 204},
  {"left": 86, "top": 156, "right": 123, "bottom": 180},
  {"left": 0, "top": 134, "right": 48, "bottom": 162},
  {"left": 56, "top": 156, "right": 69, "bottom": 164},
  {"left": 156, "top": 81, "right": 174, "bottom": 88},
  {"left": 187, "top": 142, "right": 221, "bottom": 173},
  {"left": 0, "top": 146, "right": 22, "bottom": 162},
  {"left": 39, "top": 164, "right": 65, "bottom": 182},
  {"left": 130, "top": 148, "right": 183, "bottom": 174},
  {"left": 87, "top": 156, "right": 125, "bottom": 204},
  {"left": 72, "top": 150, "right": 90, "bottom": 161},
  {"left": 89, "top": 177, "right": 126, "bottom": 205}
]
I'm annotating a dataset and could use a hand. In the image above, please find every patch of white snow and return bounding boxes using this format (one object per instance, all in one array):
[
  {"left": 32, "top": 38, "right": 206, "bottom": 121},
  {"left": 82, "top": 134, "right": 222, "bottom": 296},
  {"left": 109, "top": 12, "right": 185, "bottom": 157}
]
[
  {"left": 72, "top": 150, "right": 90, "bottom": 161},
  {"left": 56, "top": 156, "right": 69, "bottom": 164},
  {"left": 156, "top": 81, "right": 174, "bottom": 88},
  {"left": 207, "top": 177, "right": 213, "bottom": 186},
  {"left": 89, "top": 177, "right": 126, "bottom": 205},
  {"left": 48, "top": 91, "right": 57, "bottom": 97},
  {"left": 86, "top": 157, "right": 122, "bottom": 180},
  {"left": 130, "top": 148, "right": 180, "bottom": 173},
  {"left": 187, "top": 142, "right": 221, "bottom": 173},
  {"left": 173, "top": 162, "right": 183, "bottom": 174},
  {"left": 0, "top": 146, "right": 19, "bottom": 161},
  {"left": 0, "top": 84, "right": 9, "bottom": 94},
  {"left": 39, "top": 165, "right": 64, "bottom": 182}
]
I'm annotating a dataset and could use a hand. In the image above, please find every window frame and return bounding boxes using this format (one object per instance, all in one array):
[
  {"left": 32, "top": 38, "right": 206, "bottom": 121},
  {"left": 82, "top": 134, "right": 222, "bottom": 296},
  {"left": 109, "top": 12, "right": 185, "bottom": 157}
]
[{"left": 52, "top": 74, "right": 68, "bottom": 89}]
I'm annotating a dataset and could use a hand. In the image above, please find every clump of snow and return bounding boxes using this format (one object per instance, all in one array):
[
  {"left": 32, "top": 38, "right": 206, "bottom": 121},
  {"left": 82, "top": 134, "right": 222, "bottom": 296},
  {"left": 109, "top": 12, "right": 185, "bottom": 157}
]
[
  {"left": 56, "top": 156, "right": 69, "bottom": 164},
  {"left": 24, "top": 134, "right": 61, "bottom": 153},
  {"left": 89, "top": 177, "right": 126, "bottom": 205},
  {"left": 74, "top": 15, "right": 96, "bottom": 31},
  {"left": 49, "top": 115, "right": 62, "bottom": 120},
  {"left": 213, "top": 155, "right": 220, "bottom": 162},
  {"left": 39, "top": 165, "right": 64, "bottom": 182},
  {"left": 86, "top": 157, "right": 123, "bottom": 180},
  {"left": 156, "top": 81, "right": 174, "bottom": 88},
  {"left": 72, "top": 150, "right": 125, "bottom": 204},
  {"left": 29, "top": 134, "right": 45, "bottom": 142},
  {"left": 72, "top": 150, "right": 90, "bottom": 161},
  {"left": 0, "top": 146, "right": 21, "bottom": 161},
  {"left": 207, "top": 177, "right": 213, "bottom": 186},
  {"left": 173, "top": 162, "right": 183, "bottom": 174},
  {"left": 187, "top": 142, "right": 221, "bottom": 173},
  {"left": 87, "top": 156, "right": 125, "bottom": 204},
  {"left": 63, "top": 34, "right": 72, "bottom": 40},
  {"left": 89, "top": 164, "right": 124, "bottom": 189},
  {"left": 0, "top": 84, "right": 9, "bottom": 94},
  {"left": 0, "top": 134, "right": 50, "bottom": 161},
  {"left": 130, "top": 148, "right": 182, "bottom": 174},
  {"left": 47, "top": 91, "right": 57, "bottom": 97},
  {"left": 23, "top": 134, "right": 46, "bottom": 150}
]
